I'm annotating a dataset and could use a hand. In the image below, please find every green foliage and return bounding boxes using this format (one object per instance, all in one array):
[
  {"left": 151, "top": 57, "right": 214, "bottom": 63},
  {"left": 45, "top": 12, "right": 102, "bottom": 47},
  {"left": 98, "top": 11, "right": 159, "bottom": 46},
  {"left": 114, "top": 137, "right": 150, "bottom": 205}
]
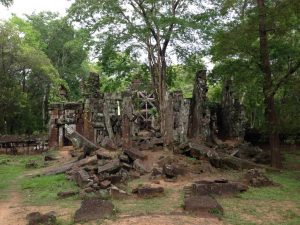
[{"left": 210, "top": 0, "right": 300, "bottom": 133}]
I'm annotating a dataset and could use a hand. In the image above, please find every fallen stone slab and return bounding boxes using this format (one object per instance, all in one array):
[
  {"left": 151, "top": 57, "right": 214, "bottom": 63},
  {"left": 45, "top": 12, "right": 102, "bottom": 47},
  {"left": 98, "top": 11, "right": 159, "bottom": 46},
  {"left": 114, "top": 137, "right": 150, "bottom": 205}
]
[
  {"left": 132, "top": 185, "right": 164, "bottom": 198},
  {"left": 96, "top": 148, "right": 119, "bottom": 160},
  {"left": 74, "top": 198, "right": 114, "bottom": 223},
  {"left": 133, "top": 159, "right": 151, "bottom": 174},
  {"left": 74, "top": 169, "right": 91, "bottom": 188},
  {"left": 99, "top": 180, "right": 111, "bottom": 189},
  {"left": 98, "top": 159, "right": 121, "bottom": 174},
  {"left": 57, "top": 191, "right": 79, "bottom": 199},
  {"left": 124, "top": 148, "right": 147, "bottom": 160},
  {"left": 192, "top": 180, "right": 248, "bottom": 196},
  {"left": 42, "top": 156, "right": 97, "bottom": 176},
  {"left": 184, "top": 195, "right": 223, "bottom": 215},
  {"left": 26, "top": 211, "right": 56, "bottom": 225}
]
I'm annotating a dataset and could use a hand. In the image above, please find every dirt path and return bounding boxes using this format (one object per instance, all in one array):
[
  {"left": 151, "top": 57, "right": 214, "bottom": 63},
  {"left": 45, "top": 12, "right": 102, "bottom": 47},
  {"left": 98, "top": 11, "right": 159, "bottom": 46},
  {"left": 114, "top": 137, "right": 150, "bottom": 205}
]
[
  {"left": 102, "top": 214, "right": 223, "bottom": 225},
  {"left": 0, "top": 189, "right": 22, "bottom": 224}
]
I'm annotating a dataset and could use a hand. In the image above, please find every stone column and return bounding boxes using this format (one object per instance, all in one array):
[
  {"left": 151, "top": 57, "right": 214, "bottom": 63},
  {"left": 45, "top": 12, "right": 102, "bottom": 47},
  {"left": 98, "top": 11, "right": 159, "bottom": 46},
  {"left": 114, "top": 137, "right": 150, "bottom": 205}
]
[
  {"left": 187, "top": 70, "right": 210, "bottom": 141},
  {"left": 121, "top": 91, "right": 133, "bottom": 150}
]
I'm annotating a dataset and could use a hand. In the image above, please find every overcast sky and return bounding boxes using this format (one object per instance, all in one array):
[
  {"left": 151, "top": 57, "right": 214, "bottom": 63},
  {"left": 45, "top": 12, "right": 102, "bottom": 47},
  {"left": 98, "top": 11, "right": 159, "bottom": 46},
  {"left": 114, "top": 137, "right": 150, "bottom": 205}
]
[{"left": 0, "top": 0, "right": 73, "bottom": 20}]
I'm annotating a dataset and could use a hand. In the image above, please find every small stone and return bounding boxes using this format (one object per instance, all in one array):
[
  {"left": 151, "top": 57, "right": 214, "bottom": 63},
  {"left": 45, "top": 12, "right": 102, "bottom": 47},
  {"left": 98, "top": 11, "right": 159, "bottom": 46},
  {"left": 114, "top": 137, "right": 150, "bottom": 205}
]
[
  {"left": 119, "top": 154, "right": 130, "bottom": 163},
  {"left": 133, "top": 159, "right": 151, "bottom": 174},
  {"left": 84, "top": 187, "right": 94, "bottom": 193},
  {"left": 99, "top": 180, "right": 111, "bottom": 189},
  {"left": 57, "top": 191, "right": 78, "bottom": 199},
  {"left": 109, "top": 186, "right": 128, "bottom": 199}
]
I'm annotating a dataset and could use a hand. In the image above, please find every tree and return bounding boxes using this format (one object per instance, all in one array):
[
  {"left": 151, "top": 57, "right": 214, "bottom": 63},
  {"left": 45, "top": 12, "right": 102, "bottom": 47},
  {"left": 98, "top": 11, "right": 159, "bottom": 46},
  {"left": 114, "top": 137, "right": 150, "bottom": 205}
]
[
  {"left": 211, "top": 0, "right": 300, "bottom": 168},
  {"left": 0, "top": 20, "right": 64, "bottom": 134},
  {"left": 0, "top": 0, "right": 13, "bottom": 7},
  {"left": 68, "top": 0, "right": 209, "bottom": 140},
  {"left": 27, "top": 12, "right": 89, "bottom": 100}
]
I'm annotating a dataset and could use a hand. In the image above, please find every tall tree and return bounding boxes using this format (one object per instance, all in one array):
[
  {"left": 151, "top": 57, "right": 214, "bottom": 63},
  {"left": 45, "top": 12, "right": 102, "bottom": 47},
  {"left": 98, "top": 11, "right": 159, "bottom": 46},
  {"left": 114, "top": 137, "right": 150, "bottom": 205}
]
[
  {"left": 27, "top": 12, "right": 88, "bottom": 100},
  {"left": 211, "top": 0, "right": 300, "bottom": 168},
  {"left": 68, "top": 0, "right": 209, "bottom": 140}
]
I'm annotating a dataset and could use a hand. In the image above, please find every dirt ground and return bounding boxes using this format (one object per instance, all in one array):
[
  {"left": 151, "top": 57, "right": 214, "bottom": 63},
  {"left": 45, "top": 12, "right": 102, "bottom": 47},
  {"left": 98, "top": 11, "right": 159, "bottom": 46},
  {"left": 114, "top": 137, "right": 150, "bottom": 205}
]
[{"left": 1, "top": 147, "right": 299, "bottom": 225}]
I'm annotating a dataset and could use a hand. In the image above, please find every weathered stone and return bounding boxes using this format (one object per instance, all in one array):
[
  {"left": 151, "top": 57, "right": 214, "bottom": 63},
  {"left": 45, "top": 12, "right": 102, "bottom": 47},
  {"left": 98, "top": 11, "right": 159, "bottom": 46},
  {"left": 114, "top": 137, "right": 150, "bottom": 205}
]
[
  {"left": 74, "top": 198, "right": 114, "bottom": 223},
  {"left": 76, "top": 155, "right": 98, "bottom": 167},
  {"left": 109, "top": 186, "right": 128, "bottom": 199},
  {"left": 184, "top": 195, "right": 223, "bottom": 215},
  {"left": 99, "top": 180, "right": 111, "bottom": 189},
  {"left": 129, "top": 170, "right": 141, "bottom": 179},
  {"left": 163, "top": 164, "right": 176, "bottom": 178},
  {"left": 121, "top": 162, "right": 132, "bottom": 171},
  {"left": 132, "top": 185, "right": 164, "bottom": 198},
  {"left": 96, "top": 149, "right": 116, "bottom": 160},
  {"left": 192, "top": 180, "right": 248, "bottom": 196},
  {"left": 244, "top": 169, "right": 273, "bottom": 187},
  {"left": 74, "top": 169, "right": 91, "bottom": 188},
  {"left": 119, "top": 154, "right": 130, "bottom": 163},
  {"left": 162, "top": 163, "right": 186, "bottom": 178},
  {"left": 107, "top": 174, "right": 123, "bottom": 184},
  {"left": 44, "top": 155, "right": 57, "bottom": 161},
  {"left": 101, "top": 137, "right": 117, "bottom": 150},
  {"left": 124, "top": 148, "right": 147, "bottom": 160},
  {"left": 57, "top": 191, "right": 78, "bottom": 199},
  {"left": 150, "top": 137, "right": 164, "bottom": 146},
  {"left": 26, "top": 211, "right": 56, "bottom": 225},
  {"left": 84, "top": 187, "right": 94, "bottom": 193},
  {"left": 133, "top": 159, "right": 151, "bottom": 174},
  {"left": 151, "top": 167, "right": 163, "bottom": 177},
  {"left": 98, "top": 159, "right": 121, "bottom": 174},
  {"left": 139, "top": 141, "right": 154, "bottom": 150}
]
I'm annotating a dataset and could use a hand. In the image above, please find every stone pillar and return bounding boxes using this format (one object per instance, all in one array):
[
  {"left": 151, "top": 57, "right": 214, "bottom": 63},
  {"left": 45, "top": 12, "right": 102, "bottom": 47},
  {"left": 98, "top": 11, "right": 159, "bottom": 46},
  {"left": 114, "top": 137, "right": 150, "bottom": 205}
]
[
  {"left": 165, "top": 92, "right": 174, "bottom": 145},
  {"left": 187, "top": 70, "right": 211, "bottom": 141},
  {"left": 122, "top": 91, "right": 133, "bottom": 150},
  {"left": 48, "top": 106, "right": 59, "bottom": 148},
  {"left": 220, "top": 79, "right": 247, "bottom": 140},
  {"left": 58, "top": 126, "right": 64, "bottom": 147}
]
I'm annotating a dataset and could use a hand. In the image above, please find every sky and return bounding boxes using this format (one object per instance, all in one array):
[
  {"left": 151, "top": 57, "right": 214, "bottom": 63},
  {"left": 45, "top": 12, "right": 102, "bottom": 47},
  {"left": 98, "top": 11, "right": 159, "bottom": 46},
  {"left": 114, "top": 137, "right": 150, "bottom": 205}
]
[{"left": 0, "top": 0, "right": 73, "bottom": 20}]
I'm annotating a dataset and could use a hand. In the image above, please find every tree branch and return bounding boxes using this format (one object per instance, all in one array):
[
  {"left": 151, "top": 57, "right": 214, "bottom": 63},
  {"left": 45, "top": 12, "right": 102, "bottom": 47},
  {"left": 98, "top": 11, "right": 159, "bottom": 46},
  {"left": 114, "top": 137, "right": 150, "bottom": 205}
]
[{"left": 273, "top": 60, "right": 300, "bottom": 95}]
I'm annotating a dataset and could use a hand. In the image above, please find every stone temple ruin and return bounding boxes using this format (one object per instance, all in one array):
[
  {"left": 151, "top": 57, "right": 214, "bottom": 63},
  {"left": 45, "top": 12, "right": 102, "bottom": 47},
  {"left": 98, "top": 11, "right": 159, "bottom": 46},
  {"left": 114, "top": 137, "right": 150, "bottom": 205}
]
[
  {"left": 48, "top": 71, "right": 247, "bottom": 150},
  {"left": 31, "top": 70, "right": 276, "bottom": 223}
]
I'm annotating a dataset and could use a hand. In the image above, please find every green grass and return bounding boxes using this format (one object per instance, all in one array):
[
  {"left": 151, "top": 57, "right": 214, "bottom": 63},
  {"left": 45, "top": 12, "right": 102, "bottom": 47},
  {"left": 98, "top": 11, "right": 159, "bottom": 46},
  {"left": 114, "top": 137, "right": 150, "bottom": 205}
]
[
  {"left": 0, "top": 154, "right": 44, "bottom": 199},
  {"left": 21, "top": 174, "right": 80, "bottom": 206},
  {"left": 219, "top": 151, "right": 300, "bottom": 225},
  {"left": 0, "top": 154, "right": 79, "bottom": 208}
]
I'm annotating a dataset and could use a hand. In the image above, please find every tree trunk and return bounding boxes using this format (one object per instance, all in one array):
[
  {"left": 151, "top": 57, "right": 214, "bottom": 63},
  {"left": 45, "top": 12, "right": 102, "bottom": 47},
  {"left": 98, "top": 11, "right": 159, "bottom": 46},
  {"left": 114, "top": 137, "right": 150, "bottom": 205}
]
[{"left": 257, "top": 0, "right": 282, "bottom": 168}]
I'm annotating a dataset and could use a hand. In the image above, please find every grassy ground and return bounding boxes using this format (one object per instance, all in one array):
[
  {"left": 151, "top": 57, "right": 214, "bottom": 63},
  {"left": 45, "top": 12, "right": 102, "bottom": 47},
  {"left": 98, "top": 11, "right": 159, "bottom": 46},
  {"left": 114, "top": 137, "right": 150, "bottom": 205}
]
[
  {"left": 219, "top": 151, "right": 300, "bottom": 225},
  {"left": 1, "top": 150, "right": 299, "bottom": 225},
  {"left": 0, "top": 154, "right": 44, "bottom": 199},
  {"left": 0, "top": 153, "right": 79, "bottom": 207}
]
